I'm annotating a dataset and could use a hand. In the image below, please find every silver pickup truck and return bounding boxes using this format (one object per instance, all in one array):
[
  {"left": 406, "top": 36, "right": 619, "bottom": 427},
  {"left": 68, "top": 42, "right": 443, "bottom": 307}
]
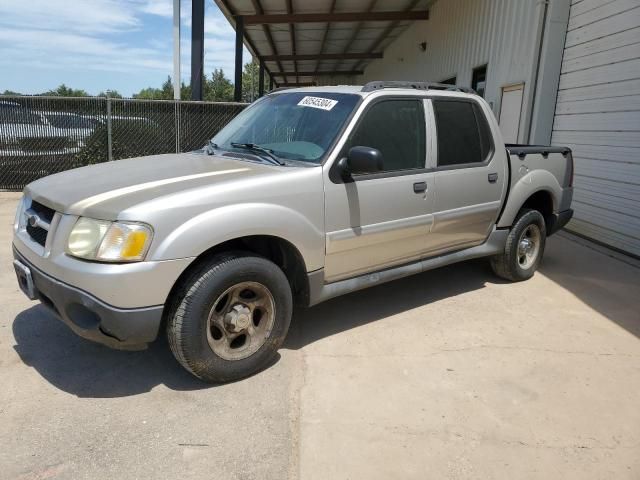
[{"left": 13, "top": 82, "right": 574, "bottom": 382}]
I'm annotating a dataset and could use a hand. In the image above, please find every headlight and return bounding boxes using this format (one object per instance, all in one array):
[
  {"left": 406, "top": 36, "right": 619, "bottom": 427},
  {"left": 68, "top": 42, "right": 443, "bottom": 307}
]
[{"left": 67, "top": 217, "right": 152, "bottom": 262}]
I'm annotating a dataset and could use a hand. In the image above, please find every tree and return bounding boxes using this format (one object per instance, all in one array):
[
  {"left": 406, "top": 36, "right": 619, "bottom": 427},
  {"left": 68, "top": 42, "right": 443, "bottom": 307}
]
[
  {"left": 133, "top": 75, "right": 173, "bottom": 100},
  {"left": 132, "top": 86, "right": 163, "bottom": 99},
  {"left": 133, "top": 75, "right": 193, "bottom": 100},
  {"left": 241, "top": 59, "right": 268, "bottom": 102},
  {"left": 41, "top": 84, "right": 89, "bottom": 97},
  {"left": 160, "top": 76, "right": 174, "bottom": 99},
  {"left": 2, "top": 89, "right": 21, "bottom": 96},
  {"left": 97, "top": 89, "right": 123, "bottom": 98},
  {"left": 130, "top": 65, "right": 258, "bottom": 103},
  {"left": 181, "top": 82, "right": 192, "bottom": 100},
  {"left": 205, "top": 68, "right": 233, "bottom": 102}
]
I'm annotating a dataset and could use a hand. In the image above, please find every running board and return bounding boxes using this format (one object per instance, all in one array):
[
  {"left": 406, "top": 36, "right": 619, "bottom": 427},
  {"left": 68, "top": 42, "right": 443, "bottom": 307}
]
[{"left": 309, "top": 229, "right": 508, "bottom": 306}]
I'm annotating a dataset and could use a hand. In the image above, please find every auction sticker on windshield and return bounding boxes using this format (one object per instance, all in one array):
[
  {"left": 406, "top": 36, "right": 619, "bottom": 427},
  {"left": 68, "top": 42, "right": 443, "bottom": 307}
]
[{"left": 297, "top": 96, "right": 338, "bottom": 111}]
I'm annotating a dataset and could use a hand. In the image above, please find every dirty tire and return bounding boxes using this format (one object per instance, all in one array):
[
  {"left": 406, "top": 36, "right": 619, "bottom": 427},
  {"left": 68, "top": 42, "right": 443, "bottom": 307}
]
[
  {"left": 490, "top": 208, "right": 546, "bottom": 282},
  {"left": 167, "top": 252, "right": 292, "bottom": 383}
]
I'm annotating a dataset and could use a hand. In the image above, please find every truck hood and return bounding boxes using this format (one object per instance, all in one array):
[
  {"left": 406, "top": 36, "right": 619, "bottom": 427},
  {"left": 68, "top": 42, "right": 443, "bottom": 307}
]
[{"left": 25, "top": 152, "right": 279, "bottom": 219}]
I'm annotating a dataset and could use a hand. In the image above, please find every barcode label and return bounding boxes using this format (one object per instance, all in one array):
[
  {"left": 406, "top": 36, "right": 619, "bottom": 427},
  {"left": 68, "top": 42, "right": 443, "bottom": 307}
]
[{"left": 297, "top": 96, "right": 338, "bottom": 111}]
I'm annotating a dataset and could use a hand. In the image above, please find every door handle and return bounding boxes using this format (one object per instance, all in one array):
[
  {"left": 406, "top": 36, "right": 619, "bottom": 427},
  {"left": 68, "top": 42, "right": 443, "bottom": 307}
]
[
  {"left": 488, "top": 173, "right": 498, "bottom": 183},
  {"left": 413, "top": 181, "right": 427, "bottom": 193}
]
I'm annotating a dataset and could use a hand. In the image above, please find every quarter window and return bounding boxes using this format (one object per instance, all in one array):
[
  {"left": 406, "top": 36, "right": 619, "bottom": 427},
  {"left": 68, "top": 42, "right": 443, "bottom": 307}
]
[
  {"left": 345, "top": 99, "right": 426, "bottom": 172},
  {"left": 433, "top": 100, "right": 492, "bottom": 167}
]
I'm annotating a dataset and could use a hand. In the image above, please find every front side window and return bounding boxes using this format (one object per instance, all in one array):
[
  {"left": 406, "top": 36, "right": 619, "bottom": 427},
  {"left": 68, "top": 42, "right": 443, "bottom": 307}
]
[
  {"left": 344, "top": 99, "right": 426, "bottom": 172},
  {"left": 213, "top": 92, "right": 360, "bottom": 163},
  {"left": 433, "top": 100, "right": 492, "bottom": 167}
]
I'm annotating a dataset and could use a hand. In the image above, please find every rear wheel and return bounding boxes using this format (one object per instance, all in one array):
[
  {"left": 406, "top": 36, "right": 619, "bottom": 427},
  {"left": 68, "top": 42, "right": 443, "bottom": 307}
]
[
  {"left": 167, "top": 252, "right": 292, "bottom": 383},
  {"left": 490, "top": 208, "right": 546, "bottom": 282}
]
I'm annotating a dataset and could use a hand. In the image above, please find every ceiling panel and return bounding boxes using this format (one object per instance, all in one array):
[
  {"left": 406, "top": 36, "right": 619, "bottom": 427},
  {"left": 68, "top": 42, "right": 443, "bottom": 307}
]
[{"left": 214, "top": 0, "right": 434, "bottom": 85}]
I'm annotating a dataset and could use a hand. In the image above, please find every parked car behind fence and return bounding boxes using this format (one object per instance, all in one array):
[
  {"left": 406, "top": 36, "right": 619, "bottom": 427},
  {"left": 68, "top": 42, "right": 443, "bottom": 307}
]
[{"left": 0, "top": 96, "right": 247, "bottom": 190}]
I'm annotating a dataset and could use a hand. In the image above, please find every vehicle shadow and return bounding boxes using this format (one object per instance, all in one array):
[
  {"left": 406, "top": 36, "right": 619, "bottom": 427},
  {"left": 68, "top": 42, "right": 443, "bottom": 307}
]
[
  {"left": 12, "top": 306, "right": 284, "bottom": 397},
  {"left": 12, "top": 259, "right": 496, "bottom": 397},
  {"left": 12, "top": 234, "right": 638, "bottom": 397},
  {"left": 285, "top": 259, "right": 500, "bottom": 350},
  {"left": 539, "top": 234, "right": 640, "bottom": 338}
]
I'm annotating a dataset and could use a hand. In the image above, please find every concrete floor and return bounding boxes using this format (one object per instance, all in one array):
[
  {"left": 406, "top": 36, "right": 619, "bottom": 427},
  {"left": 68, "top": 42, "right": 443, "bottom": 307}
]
[{"left": 1, "top": 191, "right": 639, "bottom": 480}]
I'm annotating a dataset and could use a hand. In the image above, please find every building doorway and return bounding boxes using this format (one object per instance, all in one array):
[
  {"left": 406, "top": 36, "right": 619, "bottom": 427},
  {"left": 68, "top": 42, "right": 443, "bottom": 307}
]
[{"left": 499, "top": 83, "right": 524, "bottom": 143}]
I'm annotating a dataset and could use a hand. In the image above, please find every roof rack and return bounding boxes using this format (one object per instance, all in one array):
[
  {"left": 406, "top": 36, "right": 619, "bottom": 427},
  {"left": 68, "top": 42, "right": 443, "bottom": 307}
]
[{"left": 361, "top": 81, "right": 476, "bottom": 94}]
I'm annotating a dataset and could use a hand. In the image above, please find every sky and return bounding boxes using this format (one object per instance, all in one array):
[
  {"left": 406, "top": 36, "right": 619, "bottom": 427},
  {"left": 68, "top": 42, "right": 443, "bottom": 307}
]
[{"left": 0, "top": 0, "right": 250, "bottom": 97}]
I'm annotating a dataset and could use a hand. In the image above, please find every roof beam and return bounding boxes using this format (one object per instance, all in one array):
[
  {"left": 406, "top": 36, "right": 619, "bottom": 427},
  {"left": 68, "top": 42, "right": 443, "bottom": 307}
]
[
  {"left": 272, "top": 70, "right": 364, "bottom": 77},
  {"left": 335, "top": 0, "right": 376, "bottom": 71},
  {"left": 262, "top": 52, "right": 383, "bottom": 61},
  {"left": 315, "top": 0, "right": 337, "bottom": 74},
  {"left": 285, "top": 0, "right": 298, "bottom": 84},
  {"left": 279, "top": 82, "right": 316, "bottom": 87},
  {"left": 243, "top": 10, "right": 429, "bottom": 25},
  {"left": 250, "top": 0, "right": 286, "bottom": 84},
  {"left": 219, "top": 0, "right": 276, "bottom": 88},
  {"left": 354, "top": 0, "right": 424, "bottom": 71}
]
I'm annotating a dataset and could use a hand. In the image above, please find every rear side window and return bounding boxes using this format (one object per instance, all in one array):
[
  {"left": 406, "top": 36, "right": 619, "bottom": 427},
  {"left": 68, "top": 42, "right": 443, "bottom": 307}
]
[
  {"left": 433, "top": 100, "right": 492, "bottom": 167},
  {"left": 346, "top": 99, "right": 426, "bottom": 172}
]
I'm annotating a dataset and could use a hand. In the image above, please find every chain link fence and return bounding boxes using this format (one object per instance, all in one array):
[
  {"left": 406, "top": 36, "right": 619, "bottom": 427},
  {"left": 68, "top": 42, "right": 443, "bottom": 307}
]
[{"left": 0, "top": 96, "right": 247, "bottom": 191}]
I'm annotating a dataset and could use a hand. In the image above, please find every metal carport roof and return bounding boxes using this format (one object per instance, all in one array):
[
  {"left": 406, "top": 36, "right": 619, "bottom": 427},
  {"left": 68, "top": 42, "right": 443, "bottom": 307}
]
[{"left": 212, "top": 0, "right": 433, "bottom": 97}]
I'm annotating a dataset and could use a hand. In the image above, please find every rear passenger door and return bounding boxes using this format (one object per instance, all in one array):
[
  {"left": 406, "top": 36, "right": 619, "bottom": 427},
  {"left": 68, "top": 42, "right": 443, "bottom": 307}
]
[{"left": 428, "top": 98, "right": 507, "bottom": 255}]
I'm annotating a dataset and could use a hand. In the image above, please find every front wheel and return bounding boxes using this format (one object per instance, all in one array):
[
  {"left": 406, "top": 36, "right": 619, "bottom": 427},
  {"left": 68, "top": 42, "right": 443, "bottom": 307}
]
[
  {"left": 167, "top": 252, "right": 293, "bottom": 383},
  {"left": 490, "top": 208, "right": 546, "bottom": 282}
]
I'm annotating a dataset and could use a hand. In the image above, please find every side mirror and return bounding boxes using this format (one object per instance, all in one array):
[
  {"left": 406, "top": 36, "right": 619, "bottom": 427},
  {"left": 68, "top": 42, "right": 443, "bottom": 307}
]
[{"left": 338, "top": 146, "right": 383, "bottom": 178}]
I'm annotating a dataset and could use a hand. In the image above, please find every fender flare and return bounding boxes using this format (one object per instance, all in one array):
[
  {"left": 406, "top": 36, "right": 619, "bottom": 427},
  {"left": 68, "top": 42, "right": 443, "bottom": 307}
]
[
  {"left": 497, "top": 169, "right": 562, "bottom": 228},
  {"left": 150, "top": 203, "right": 325, "bottom": 271}
]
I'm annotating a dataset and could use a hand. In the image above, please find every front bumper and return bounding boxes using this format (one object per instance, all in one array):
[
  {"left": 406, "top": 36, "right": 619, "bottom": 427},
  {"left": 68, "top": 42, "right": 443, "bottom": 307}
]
[{"left": 13, "top": 249, "right": 164, "bottom": 350}]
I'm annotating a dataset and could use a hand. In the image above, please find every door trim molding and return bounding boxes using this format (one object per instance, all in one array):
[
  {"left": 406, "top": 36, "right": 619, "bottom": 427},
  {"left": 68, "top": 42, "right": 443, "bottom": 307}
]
[
  {"left": 326, "top": 212, "right": 434, "bottom": 254},
  {"left": 310, "top": 229, "right": 508, "bottom": 306}
]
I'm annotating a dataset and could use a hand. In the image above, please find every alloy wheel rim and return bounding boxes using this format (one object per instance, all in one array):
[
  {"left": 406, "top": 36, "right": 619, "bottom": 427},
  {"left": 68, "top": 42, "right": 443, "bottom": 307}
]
[
  {"left": 517, "top": 224, "right": 541, "bottom": 270},
  {"left": 206, "top": 281, "right": 276, "bottom": 361}
]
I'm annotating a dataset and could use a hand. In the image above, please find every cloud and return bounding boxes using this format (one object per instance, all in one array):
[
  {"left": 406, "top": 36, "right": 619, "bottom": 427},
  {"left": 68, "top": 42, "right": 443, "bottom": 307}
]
[
  {"left": 0, "top": 0, "right": 141, "bottom": 34},
  {"left": 0, "top": 28, "right": 171, "bottom": 73},
  {"left": 0, "top": 0, "right": 244, "bottom": 94},
  {"left": 140, "top": 0, "right": 174, "bottom": 18}
]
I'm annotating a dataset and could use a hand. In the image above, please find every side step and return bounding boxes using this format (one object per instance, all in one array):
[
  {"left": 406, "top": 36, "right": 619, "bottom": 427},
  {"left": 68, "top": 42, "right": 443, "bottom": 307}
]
[{"left": 309, "top": 229, "right": 508, "bottom": 306}]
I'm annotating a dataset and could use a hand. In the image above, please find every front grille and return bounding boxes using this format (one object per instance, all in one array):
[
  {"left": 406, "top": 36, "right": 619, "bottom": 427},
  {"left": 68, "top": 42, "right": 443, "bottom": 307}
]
[
  {"left": 26, "top": 200, "right": 55, "bottom": 247},
  {"left": 26, "top": 223, "right": 47, "bottom": 246},
  {"left": 30, "top": 200, "right": 56, "bottom": 222}
]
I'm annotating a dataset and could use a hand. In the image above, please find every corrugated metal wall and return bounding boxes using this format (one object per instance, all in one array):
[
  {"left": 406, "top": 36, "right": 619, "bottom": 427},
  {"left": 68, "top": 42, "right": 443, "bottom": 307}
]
[
  {"left": 358, "top": 0, "right": 544, "bottom": 143},
  {"left": 551, "top": 0, "right": 640, "bottom": 257}
]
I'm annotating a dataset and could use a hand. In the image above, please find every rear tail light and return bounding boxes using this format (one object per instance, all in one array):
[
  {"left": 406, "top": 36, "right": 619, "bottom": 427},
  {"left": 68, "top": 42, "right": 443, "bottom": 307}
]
[{"left": 565, "top": 149, "right": 574, "bottom": 187}]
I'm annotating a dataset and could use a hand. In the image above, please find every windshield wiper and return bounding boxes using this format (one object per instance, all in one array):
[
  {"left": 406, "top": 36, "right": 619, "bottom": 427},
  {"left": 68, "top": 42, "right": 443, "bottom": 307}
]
[
  {"left": 230, "top": 142, "right": 285, "bottom": 166},
  {"left": 205, "top": 140, "right": 218, "bottom": 155}
]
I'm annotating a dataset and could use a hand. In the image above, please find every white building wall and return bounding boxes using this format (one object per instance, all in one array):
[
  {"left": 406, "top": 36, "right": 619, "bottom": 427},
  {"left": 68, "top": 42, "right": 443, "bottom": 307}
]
[
  {"left": 358, "top": 0, "right": 545, "bottom": 143},
  {"left": 551, "top": 0, "right": 640, "bottom": 257}
]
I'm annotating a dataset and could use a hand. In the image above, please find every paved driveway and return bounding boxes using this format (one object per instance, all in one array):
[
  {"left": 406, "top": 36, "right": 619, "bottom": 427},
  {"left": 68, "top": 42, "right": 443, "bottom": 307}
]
[{"left": 1, "top": 192, "right": 639, "bottom": 480}]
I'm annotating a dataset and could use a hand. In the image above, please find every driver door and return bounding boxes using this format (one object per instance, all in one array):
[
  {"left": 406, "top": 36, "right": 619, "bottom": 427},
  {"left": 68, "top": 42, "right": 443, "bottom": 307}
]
[{"left": 323, "top": 98, "right": 435, "bottom": 283}]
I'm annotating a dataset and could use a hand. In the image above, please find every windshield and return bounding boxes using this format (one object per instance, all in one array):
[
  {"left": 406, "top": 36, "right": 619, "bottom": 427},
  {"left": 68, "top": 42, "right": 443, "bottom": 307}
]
[
  {"left": 44, "top": 113, "right": 96, "bottom": 129},
  {"left": 212, "top": 92, "right": 360, "bottom": 163},
  {"left": 0, "top": 107, "right": 44, "bottom": 125}
]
